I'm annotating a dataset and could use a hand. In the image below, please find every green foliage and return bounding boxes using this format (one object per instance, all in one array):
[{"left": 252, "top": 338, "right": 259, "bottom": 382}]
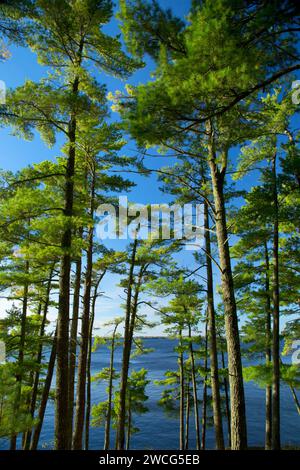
[
  {"left": 243, "top": 364, "right": 273, "bottom": 388},
  {"left": 0, "top": 0, "right": 300, "bottom": 450}
]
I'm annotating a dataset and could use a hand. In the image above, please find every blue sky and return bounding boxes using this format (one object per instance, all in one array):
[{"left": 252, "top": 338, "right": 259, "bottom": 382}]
[{"left": 0, "top": 0, "right": 298, "bottom": 336}]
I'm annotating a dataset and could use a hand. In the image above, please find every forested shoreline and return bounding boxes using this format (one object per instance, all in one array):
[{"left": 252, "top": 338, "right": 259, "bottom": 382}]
[{"left": 0, "top": 0, "right": 299, "bottom": 452}]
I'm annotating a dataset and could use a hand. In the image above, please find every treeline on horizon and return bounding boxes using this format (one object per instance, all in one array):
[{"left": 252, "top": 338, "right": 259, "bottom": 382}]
[{"left": 0, "top": 0, "right": 300, "bottom": 451}]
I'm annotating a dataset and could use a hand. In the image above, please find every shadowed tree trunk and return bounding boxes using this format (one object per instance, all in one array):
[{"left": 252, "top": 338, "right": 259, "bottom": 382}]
[
  {"left": 126, "top": 397, "right": 132, "bottom": 450},
  {"left": 290, "top": 385, "right": 300, "bottom": 415},
  {"left": 56, "top": 72, "right": 81, "bottom": 450},
  {"left": 105, "top": 321, "right": 119, "bottom": 450},
  {"left": 271, "top": 152, "right": 280, "bottom": 450},
  {"left": 204, "top": 201, "right": 225, "bottom": 449},
  {"left": 206, "top": 120, "right": 247, "bottom": 449},
  {"left": 221, "top": 346, "right": 231, "bottom": 448},
  {"left": 185, "top": 375, "right": 190, "bottom": 450},
  {"left": 85, "top": 270, "right": 105, "bottom": 450},
  {"left": 201, "top": 319, "right": 208, "bottom": 450},
  {"left": 22, "top": 362, "right": 35, "bottom": 448},
  {"left": 30, "top": 327, "right": 57, "bottom": 450},
  {"left": 264, "top": 241, "right": 272, "bottom": 450},
  {"left": 117, "top": 264, "right": 143, "bottom": 448},
  {"left": 84, "top": 294, "right": 93, "bottom": 451},
  {"left": 117, "top": 238, "right": 138, "bottom": 450},
  {"left": 67, "top": 241, "right": 83, "bottom": 447},
  {"left": 126, "top": 396, "right": 132, "bottom": 450},
  {"left": 10, "top": 260, "right": 29, "bottom": 450},
  {"left": 24, "top": 267, "right": 54, "bottom": 449},
  {"left": 179, "top": 330, "right": 185, "bottom": 451},
  {"left": 22, "top": 302, "right": 42, "bottom": 448},
  {"left": 73, "top": 172, "right": 95, "bottom": 450},
  {"left": 188, "top": 324, "right": 201, "bottom": 450}
]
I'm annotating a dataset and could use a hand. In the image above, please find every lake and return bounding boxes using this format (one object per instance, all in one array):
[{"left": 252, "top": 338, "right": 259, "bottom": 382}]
[{"left": 1, "top": 338, "right": 299, "bottom": 449}]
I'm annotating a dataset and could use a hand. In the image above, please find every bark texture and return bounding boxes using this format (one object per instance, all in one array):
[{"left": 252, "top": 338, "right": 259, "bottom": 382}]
[
  {"left": 264, "top": 241, "right": 272, "bottom": 450},
  {"left": 55, "top": 74, "right": 80, "bottom": 450},
  {"left": 67, "top": 248, "right": 83, "bottom": 446},
  {"left": 271, "top": 153, "right": 280, "bottom": 450},
  {"left": 204, "top": 201, "right": 225, "bottom": 449},
  {"left": 117, "top": 239, "right": 138, "bottom": 450},
  {"left": 73, "top": 174, "right": 95, "bottom": 450},
  {"left": 30, "top": 328, "right": 57, "bottom": 450},
  {"left": 207, "top": 121, "right": 247, "bottom": 449}
]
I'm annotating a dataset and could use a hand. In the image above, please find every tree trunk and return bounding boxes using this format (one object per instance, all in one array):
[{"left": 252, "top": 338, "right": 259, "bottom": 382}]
[
  {"left": 117, "top": 238, "right": 138, "bottom": 450},
  {"left": 271, "top": 152, "right": 280, "bottom": 450},
  {"left": 84, "top": 312, "right": 93, "bottom": 451},
  {"left": 221, "top": 347, "right": 231, "bottom": 448},
  {"left": 204, "top": 201, "right": 225, "bottom": 449},
  {"left": 22, "top": 302, "right": 42, "bottom": 448},
  {"left": 30, "top": 327, "right": 57, "bottom": 450},
  {"left": 85, "top": 274, "right": 103, "bottom": 450},
  {"left": 67, "top": 246, "right": 83, "bottom": 447},
  {"left": 290, "top": 385, "right": 300, "bottom": 415},
  {"left": 201, "top": 319, "right": 208, "bottom": 450},
  {"left": 264, "top": 241, "right": 272, "bottom": 450},
  {"left": 55, "top": 74, "right": 80, "bottom": 449},
  {"left": 73, "top": 173, "right": 95, "bottom": 450},
  {"left": 184, "top": 376, "right": 190, "bottom": 450},
  {"left": 24, "top": 268, "right": 53, "bottom": 449},
  {"left": 22, "top": 371, "right": 34, "bottom": 448},
  {"left": 188, "top": 325, "right": 201, "bottom": 450},
  {"left": 105, "top": 324, "right": 118, "bottom": 450},
  {"left": 10, "top": 260, "right": 29, "bottom": 450},
  {"left": 179, "top": 333, "right": 185, "bottom": 451},
  {"left": 126, "top": 402, "right": 132, "bottom": 451},
  {"left": 207, "top": 121, "right": 247, "bottom": 449}
]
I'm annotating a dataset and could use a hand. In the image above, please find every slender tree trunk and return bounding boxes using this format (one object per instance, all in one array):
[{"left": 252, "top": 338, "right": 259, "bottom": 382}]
[
  {"left": 118, "top": 271, "right": 142, "bottom": 448},
  {"left": 24, "top": 268, "right": 53, "bottom": 449},
  {"left": 264, "top": 241, "right": 272, "bottom": 450},
  {"left": 188, "top": 325, "right": 201, "bottom": 450},
  {"left": 10, "top": 260, "right": 29, "bottom": 450},
  {"left": 290, "top": 385, "right": 300, "bottom": 415},
  {"left": 285, "top": 130, "right": 300, "bottom": 189},
  {"left": 117, "top": 238, "right": 138, "bottom": 450},
  {"left": 265, "top": 348, "right": 272, "bottom": 451},
  {"left": 85, "top": 273, "right": 103, "bottom": 450},
  {"left": 179, "top": 333, "right": 185, "bottom": 451},
  {"left": 271, "top": 152, "right": 280, "bottom": 450},
  {"left": 204, "top": 201, "right": 225, "bottom": 449},
  {"left": 55, "top": 73, "right": 81, "bottom": 450},
  {"left": 115, "top": 428, "right": 119, "bottom": 451},
  {"left": 73, "top": 174, "right": 95, "bottom": 450},
  {"left": 22, "top": 369, "right": 34, "bottom": 449},
  {"left": 67, "top": 243, "right": 83, "bottom": 447},
  {"left": 221, "top": 347, "right": 231, "bottom": 448},
  {"left": 105, "top": 324, "right": 118, "bottom": 450},
  {"left": 118, "top": 341, "right": 132, "bottom": 451},
  {"left": 84, "top": 316, "right": 92, "bottom": 451},
  {"left": 22, "top": 302, "right": 42, "bottom": 448},
  {"left": 126, "top": 402, "right": 131, "bottom": 451},
  {"left": 206, "top": 121, "right": 247, "bottom": 449},
  {"left": 201, "top": 319, "right": 208, "bottom": 450},
  {"left": 185, "top": 376, "right": 190, "bottom": 450},
  {"left": 30, "top": 328, "right": 57, "bottom": 450}
]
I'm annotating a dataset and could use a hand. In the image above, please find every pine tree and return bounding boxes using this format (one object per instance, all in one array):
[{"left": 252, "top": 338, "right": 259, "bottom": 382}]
[
  {"left": 232, "top": 89, "right": 300, "bottom": 449},
  {"left": 1, "top": 0, "right": 139, "bottom": 448},
  {"left": 113, "top": 0, "right": 300, "bottom": 448}
]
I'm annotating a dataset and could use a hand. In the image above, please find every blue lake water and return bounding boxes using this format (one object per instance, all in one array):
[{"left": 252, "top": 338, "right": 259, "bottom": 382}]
[{"left": 1, "top": 338, "right": 299, "bottom": 449}]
